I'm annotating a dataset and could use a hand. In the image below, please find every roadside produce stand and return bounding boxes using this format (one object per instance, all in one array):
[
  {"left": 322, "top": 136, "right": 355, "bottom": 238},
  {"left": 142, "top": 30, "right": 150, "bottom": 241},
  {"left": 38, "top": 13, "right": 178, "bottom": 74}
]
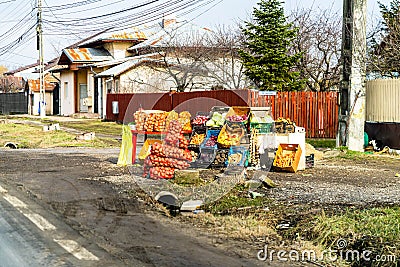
[{"left": 127, "top": 106, "right": 305, "bottom": 181}]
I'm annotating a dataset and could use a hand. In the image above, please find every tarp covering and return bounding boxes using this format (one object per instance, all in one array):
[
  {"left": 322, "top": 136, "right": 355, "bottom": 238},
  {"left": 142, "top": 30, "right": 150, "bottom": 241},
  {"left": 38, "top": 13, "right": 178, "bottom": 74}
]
[
  {"left": 117, "top": 125, "right": 133, "bottom": 166},
  {"left": 365, "top": 122, "right": 400, "bottom": 149}
]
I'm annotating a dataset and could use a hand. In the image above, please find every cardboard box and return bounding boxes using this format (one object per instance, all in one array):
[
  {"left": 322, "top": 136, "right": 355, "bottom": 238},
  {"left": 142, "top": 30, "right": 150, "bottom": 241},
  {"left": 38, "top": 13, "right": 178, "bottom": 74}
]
[
  {"left": 138, "top": 139, "right": 162, "bottom": 160},
  {"left": 250, "top": 107, "right": 272, "bottom": 120},
  {"left": 271, "top": 133, "right": 306, "bottom": 171},
  {"left": 226, "top": 106, "right": 251, "bottom": 122},
  {"left": 273, "top": 143, "right": 302, "bottom": 173}
]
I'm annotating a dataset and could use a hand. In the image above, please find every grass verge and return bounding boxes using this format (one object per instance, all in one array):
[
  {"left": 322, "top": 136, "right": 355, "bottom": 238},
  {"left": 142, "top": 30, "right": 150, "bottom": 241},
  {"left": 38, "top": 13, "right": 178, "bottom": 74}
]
[
  {"left": 336, "top": 146, "right": 376, "bottom": 160},
  {"left": 61, "top": 120, "right": 122, "bottom": 136},
  {"left": 203, "top": 184, "right": 400, "bottom": 266},
  {"left": 205, "top": 184, "right": 273, "bottom": 215},
  {"left": 0, "top": 123, "right": 120, "bottom": 148},
  {"left": 1, "top": 116, "right": 123, "bottom": 136},
  {"left": 305, "top": 207, "right": 400, "bottom": 266},
  {"left": 306, "top": 138, "right": 336, "bottom": 149}
]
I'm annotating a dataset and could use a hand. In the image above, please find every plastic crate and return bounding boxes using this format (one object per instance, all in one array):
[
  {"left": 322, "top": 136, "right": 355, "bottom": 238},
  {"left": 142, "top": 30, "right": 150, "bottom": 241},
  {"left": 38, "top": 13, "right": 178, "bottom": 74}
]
[
  {"left": 250, "top": 107, "right": 271, "bottom": 118},
  {"left": 188, "top": 126, "right": 207, "bottom": 150},
  {"left": 192, "top": 112, "right": 210, "bottom": 126},
  {"left": 200, "top": 129, "right": 220, "bottom": 148},
  {"left": 226, "top": 146, "right": 248, "bottom": 167},
  {"left": 210, "top": 106, "right": 230, "bottom": 115},
  {"left": 206, "top": 107, "right": 228, "bottom": 129},
  {"left": 250, "top": 122, "right": 274, "bottom": 134},
  {"left": 192, "top": 147, "right": 217, "bottom": 169},
  {"left": 217, "top": 123, "right": 245, "bottom": 149},
  {"left": 225, "top": 106, "right": 250, "bottom": 123}
]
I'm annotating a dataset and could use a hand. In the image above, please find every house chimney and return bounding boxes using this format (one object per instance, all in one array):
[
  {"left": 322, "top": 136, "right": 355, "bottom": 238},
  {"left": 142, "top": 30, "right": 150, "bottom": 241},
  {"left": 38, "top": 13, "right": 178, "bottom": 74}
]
[{"left": 162, "top": 17, "right": 177, "bottom": 29}]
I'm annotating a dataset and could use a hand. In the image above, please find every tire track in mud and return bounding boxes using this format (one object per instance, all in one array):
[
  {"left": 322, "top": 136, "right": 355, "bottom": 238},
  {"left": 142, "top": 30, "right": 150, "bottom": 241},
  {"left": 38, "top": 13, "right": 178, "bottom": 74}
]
[{"left": 0, "top": 148, "right": 268, "bottom": 266}]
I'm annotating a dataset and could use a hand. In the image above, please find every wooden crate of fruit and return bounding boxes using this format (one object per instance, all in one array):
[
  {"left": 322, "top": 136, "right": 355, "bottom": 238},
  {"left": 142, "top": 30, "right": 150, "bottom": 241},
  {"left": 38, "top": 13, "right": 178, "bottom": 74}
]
[
  {"left": 217, "top": 123, "right": 245, "bottom": 148},
  {"left": 273, "top": 144, "right": 302, "bottom": 173},
  {"left": 225, "top": 106, "right": 251, "bottom": 124},
  {"left": 211, "top": 148, "right": 229, "bottom": 168}
]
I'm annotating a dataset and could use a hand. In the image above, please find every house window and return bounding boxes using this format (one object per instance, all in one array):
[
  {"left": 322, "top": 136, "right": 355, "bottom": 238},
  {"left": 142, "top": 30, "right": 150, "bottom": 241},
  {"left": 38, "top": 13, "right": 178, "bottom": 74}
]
[
  {"left": 115, "top": 79, "right": 119, "bottom": 93},
  {"left": 106, "top": 79, "right": 113, "bottom": 93},
  {"left": 64, "top": 82, "right": 68, "bottom": 98}
]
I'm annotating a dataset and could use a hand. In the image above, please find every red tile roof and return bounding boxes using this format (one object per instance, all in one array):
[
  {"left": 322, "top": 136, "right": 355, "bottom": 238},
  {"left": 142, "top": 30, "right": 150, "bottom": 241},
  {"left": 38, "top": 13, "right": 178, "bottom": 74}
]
[{"left": 28, "top": 79, "right": 56, "bottom": 92}]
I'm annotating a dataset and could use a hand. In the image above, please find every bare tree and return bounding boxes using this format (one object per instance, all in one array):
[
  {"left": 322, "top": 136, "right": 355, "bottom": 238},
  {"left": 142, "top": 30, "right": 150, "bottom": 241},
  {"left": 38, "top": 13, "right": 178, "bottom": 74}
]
[
  {"left": 367, "top": 0, "right": 400, "bottom": 78},
  {"left": 289, "top": 8, "right": 342, "bottom": 91},
  {"left": 200, "top": 25, "right": 251, "bottom": 90},
  {"left": 129, "top": 21, "right": 251, "bottom": 92}
]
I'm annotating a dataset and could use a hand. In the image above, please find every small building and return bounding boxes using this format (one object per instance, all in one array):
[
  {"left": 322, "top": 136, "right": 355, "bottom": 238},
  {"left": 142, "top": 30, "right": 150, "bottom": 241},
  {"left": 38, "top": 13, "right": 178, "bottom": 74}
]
[
  {"left": 4, "top": 58, "right": 62, "bottom": 115},
  {"left": 55, "top": 29, "right": 147, "bottom": 118},
  {"left": 26, "top": 79, "right": 56, "bottom": 115}
]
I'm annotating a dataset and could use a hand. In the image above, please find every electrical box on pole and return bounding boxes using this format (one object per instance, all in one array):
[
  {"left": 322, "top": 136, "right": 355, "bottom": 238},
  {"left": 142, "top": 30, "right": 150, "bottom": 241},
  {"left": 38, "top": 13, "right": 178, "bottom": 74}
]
[{"left": 338, "top": 0, "right": 367, "bottom": 151}]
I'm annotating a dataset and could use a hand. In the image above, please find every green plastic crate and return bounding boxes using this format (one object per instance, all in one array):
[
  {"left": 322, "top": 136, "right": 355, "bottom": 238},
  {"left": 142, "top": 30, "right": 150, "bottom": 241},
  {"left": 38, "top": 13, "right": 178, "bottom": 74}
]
[{"left": 250, "top": 122, "right": 274, "bottom": 134}]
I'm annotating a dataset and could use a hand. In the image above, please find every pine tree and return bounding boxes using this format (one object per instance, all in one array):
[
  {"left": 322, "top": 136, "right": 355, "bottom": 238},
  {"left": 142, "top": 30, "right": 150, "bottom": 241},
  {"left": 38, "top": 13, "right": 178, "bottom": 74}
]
[{"left": 239, "top": 0, "right": 304, "bottom": 91}]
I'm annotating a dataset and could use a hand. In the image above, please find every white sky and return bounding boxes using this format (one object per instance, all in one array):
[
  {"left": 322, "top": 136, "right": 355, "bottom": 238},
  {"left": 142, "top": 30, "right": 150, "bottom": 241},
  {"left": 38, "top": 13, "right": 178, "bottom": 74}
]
[
  {"left": 195, "top": 0, "right": 389, "bottom": 27},
  {"left": 0, "top": 0, "right": 392, "bottom": 69}
]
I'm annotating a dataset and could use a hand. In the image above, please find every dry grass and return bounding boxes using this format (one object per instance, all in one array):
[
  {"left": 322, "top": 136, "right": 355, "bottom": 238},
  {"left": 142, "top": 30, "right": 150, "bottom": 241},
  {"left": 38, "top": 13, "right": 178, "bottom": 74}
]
[
  {"left": 180, "top": 211, "right": 277, "bottom": 239},
  {"left": 61, "top": 120, "right": 123, "bottom": 136},
  {"left": 0, "top": 123, "right": 119, "bottom": 148}
]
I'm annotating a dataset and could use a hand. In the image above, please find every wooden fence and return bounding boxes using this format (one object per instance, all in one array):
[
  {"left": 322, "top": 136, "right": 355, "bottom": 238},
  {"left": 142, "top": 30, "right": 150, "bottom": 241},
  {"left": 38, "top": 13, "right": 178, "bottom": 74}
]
[
  {"left": 106, "top": 90, "right": 250, "bottom": 122},
  {"left": 107, "top": 90, "right": 339, "bottom": 138},
  {"left": 249, "top": 91, "right": 339, "bottom": 138}
]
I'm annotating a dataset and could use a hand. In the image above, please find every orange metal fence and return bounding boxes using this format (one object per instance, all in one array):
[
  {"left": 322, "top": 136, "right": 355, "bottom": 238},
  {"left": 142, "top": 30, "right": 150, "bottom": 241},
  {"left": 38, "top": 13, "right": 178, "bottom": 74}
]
[
  {"left": 107, "top": 90, "right": 339, "bottom": 138},
  {"left": 249, "top": 91, "right": 339, "bottom": 138}
]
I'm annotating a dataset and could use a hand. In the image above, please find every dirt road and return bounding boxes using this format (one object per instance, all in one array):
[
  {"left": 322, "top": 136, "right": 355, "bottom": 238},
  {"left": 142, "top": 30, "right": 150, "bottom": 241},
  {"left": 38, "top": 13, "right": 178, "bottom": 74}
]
[
  {"left": 267, "top": 155, "right": 400, "bottom": 206},
  {"left": 1, "top": 148, "right": 399, "bottom": 266},
  {"left": 0, "top": 148, "right": 268, "bottom": 267}
]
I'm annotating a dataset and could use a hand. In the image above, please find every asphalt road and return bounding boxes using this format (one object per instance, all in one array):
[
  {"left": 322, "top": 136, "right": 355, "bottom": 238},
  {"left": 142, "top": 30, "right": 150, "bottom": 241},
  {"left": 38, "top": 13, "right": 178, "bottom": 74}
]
[
  {"left": 0, "top": 148, "right": 289, "bottom": 267},
  {"left": 0, "top": 183, "right": 122, "bottom": 267},
  {"left": 0, "top": 197, "right": 60, "bottom": 266}
]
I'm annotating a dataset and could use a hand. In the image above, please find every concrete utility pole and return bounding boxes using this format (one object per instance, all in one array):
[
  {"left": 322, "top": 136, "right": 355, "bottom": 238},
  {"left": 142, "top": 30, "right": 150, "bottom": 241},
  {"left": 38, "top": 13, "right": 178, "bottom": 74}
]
[
  {"left": 37, "top": 0, "right": 46, "bottom": 118},
  {"left": 338, "top": 0, "right": 367, "bottom": 151}
]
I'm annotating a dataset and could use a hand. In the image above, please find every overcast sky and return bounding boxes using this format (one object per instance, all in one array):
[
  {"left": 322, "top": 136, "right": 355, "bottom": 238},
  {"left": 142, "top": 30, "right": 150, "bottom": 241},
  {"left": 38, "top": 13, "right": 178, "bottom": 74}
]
[
  {"left": 196, "top": 0, "right": 389, "bottom": 27},
  {"left": 0, "top": 0, "right": 392, "bottom": 69}
]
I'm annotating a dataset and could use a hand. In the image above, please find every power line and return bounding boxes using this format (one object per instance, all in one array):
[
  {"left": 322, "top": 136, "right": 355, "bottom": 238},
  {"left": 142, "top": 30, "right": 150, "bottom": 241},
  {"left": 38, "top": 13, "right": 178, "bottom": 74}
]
[
  {"left": 45, "top": 0, "right": 127, "bottom": 16},
  {"left": 0, "top": 0, "right": 16, "bottom": 5},
  {"left": 42, "top": 0, "right": 103, "bottom": 10},
  {"left": 4, "top": 51, "right": 37, "bottom": 60},
  {"left": 0, "top": 10, "right": 35, "bottom": 43},
  {"left": 0, "top": 0, "right": 221, "bottom": 64},
  {"left": 46, "top": 0, "right": 161, "bottom": 23},
  {"left": 0, "top": 24, "right": 36, "bottom": 56},
  {"left": 42, "top": 3, "right": 216, "bottom": 41},
  {"left": 0, "top": 0, "right": 31, "bottom": 21},
  {"left": 1, "top": 33, "right": 36, "bottom": 62},
  {"left": 43, "top": 0, "right": 83, "bottom": 40},
  {"left": 43, "top": 0, "right": 204, "bottom": 30}
]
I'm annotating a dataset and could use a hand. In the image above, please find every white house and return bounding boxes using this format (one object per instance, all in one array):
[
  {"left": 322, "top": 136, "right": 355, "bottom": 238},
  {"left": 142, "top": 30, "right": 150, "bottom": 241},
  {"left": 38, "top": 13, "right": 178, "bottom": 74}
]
[
  {"left": 55, "top": 17, "right": 250, "bottom": 118},
  {"left": 54, "top": 29, "right": 147, "bottom": 118},
  {"left": 26, "top": 79, "right": 56, "bottom": 115}
]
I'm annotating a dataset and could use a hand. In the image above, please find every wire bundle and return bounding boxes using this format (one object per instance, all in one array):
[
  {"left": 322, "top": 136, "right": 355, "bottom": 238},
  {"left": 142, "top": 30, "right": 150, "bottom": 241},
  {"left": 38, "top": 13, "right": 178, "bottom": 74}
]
[{"left": 0, "top": 0, "right": 220, "bottom": 66}]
